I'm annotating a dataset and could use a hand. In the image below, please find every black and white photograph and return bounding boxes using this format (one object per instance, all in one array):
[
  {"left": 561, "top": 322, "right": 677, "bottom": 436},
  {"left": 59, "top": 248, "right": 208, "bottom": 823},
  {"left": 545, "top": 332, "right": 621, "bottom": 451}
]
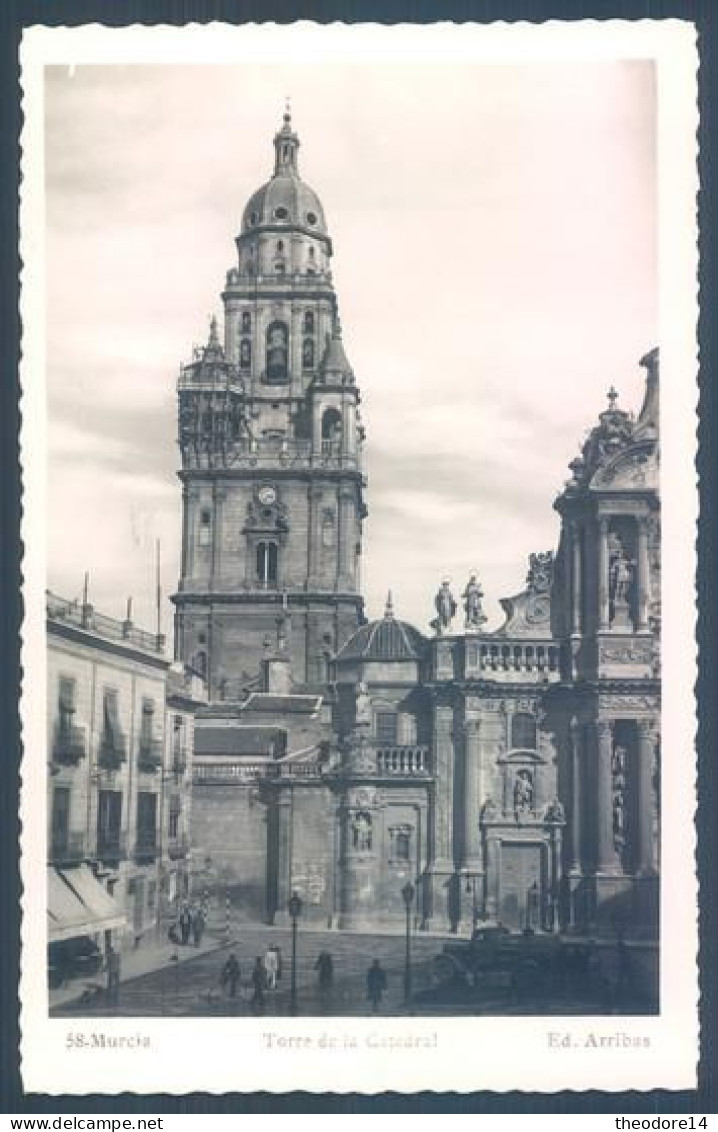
[{"left": 19, "top": 21, "right": 698, "bottom": 1094}]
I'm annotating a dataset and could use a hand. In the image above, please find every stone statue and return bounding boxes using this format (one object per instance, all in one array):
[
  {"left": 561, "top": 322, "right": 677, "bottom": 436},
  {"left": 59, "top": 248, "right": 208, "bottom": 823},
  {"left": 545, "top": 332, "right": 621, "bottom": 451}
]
[
  {"left": 545, "top": 797, "right": 565, "bottom": 823},
  {"left": 480, "top": 797, "right": 497, "bottom": 821},
  {"left": 610, "top": 548, "right": 634, "bottom": 605},
  {"left": 355, "top": 681, "right": 372, "bottom": 727},
  {"left": 612, "top": 791, "right": 625, "bottom": 851},
  {"left": 463, "top": 574, "right": 487, "bottom": 630},
  {"left": 434, "top": 579, "right": 457, "bottom": 634},
  {"left": 513, "top": 769, "right": 534, "bottom": 814},
  {"left": 352, "top": 811, "right": 372, "bottom": 852},
  {"left": 526, "top": 551, "right": 554, "bottom": 594},
  {"left": 611, "top": 744, "right": 627, "bottom": 787}
]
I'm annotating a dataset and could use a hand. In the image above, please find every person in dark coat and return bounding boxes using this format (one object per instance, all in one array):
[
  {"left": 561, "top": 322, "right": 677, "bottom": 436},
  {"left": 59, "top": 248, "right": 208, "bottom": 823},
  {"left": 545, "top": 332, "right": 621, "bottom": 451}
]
[
  {"left": 315, "top": 951, "right": 334, "bottom": 1010},
  {"left": 366, "top": 959, "right": 387, "bottom": 1014},
  {"left": 221, "top": 953, "right": 240, "bottom": 998},
  {"left": 192, "top": 905, "right": 206, "bottom": 948},
  {"left": 251, "top": 956, "right": 266, "bottom": 1012},
  {"left": 179, "top": 902, "right": 192, "bottom": 946}
]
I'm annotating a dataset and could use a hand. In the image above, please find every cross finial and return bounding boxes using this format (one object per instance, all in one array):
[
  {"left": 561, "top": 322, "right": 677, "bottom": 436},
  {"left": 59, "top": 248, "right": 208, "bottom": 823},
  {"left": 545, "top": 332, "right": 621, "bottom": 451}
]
[
  {"left": 284, "top": 96, "right": 291, "bottom": 125},
  {"left": 607, "top": 385, "right": 619, "bottom": 410},
  {"left": 384, "top": 590, "right": 394, "bottom": 620}
]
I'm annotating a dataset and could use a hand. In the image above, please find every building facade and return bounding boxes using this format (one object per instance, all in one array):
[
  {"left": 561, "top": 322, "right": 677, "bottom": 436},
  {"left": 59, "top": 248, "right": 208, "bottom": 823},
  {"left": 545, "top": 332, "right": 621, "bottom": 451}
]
[
  {"left": 47, "top": 593, "right": 206, "bottom": 982},
  {"left": 184, "top": 114, "right": 660, "bottom": 939}
]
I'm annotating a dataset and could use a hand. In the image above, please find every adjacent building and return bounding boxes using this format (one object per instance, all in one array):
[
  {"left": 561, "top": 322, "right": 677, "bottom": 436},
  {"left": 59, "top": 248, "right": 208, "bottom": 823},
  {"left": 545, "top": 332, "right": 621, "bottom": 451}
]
[{"left": 47, "top": 593, "right": 206, "bottom": 983}]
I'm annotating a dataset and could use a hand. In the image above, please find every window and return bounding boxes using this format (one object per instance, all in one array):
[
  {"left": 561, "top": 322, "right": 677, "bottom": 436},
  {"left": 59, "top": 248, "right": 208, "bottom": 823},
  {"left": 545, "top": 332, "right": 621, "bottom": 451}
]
[
  {"left": 389, "top": 825, "right": 412, "bottom": 863},
  {"left": 249, "top": 211, "right": 259, "bottom": 226},
  {"left": 199, "top": 508, "right": 211, "bottom": 546},
  {"left": 140, "top": 699, "right": 154, "bottom": 750},
  {"left": 51, "top": 786, "right": 70, "bottom": 855},
  {"left": 303, "top": 311, "right": 315, "bottom": 334},
  {"left": 169, "top": 796, "right": 181, "bottom": 839},
  {"left": 302, "top": 338, "right": 315, "bottom": 370},
  {"left": 375, "top": 711, "right": 398, "bottom": 745},
  {"left": 241, "top": 311, "right": 251, "bottom": 334},
  {"left": 306, "top": 211, "right": 317, "bottom": 226},
  {"left": 240, "top": 338, "right": 252, "bottom": 369},
  {"left": 97, "top": 789, "right": 122, "bottom": 856},
  {"left": 321, "top": 407, "right": 342, "bottom": 443},
  {"left": 265, "top": 321, "right": 289, "bottom": 383},
  {"left": 136, "top": 792, "right": 158, "bottom": 851},
  {"left": 58, "top": 675, "right": 76, "bottom": 733},
  {"left": 274, "top": 206, "right": 288, "bottom": 220},
  {"left": 276, "top": 240, "right": 285, "bottom": 254},
  {"left": 256, "top": 541, "right": 278, "bottom": 586},
  {"left": 100, "top": 688, "right": 125, "bottom": 765},
  {"left": 511, "top": 712, "right": 537, "bottom": 750}
]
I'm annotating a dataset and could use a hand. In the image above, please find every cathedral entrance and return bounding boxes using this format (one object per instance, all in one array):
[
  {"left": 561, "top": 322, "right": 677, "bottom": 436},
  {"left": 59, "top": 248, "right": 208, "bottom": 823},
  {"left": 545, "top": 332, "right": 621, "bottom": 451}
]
[{"left": 498, "top": 842, "right": 545, "bottom": 932}]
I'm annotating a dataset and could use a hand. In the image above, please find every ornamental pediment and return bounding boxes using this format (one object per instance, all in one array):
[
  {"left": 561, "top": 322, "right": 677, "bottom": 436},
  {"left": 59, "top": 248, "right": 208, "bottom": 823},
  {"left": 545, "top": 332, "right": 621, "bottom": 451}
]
[{"left": 590, "top": 441, "right": 658, "bottom": 492}]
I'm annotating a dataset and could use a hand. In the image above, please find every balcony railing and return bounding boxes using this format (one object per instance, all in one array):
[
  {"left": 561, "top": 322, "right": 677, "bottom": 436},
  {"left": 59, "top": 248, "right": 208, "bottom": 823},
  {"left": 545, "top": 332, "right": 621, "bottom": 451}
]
[
  {"left": 49, "top": 831, "right": 87, "bottom": 866},
  {"left": 134, "top": 834, "right": 160, "bottom": 863},
  {"left": 474, "top": 642, "right": 560, "bottom": 676},
  {"left": 96, "top": 831, "right": 127, "bottom": 865},
  {"left": 52, "top": 723, "right": 86, "bottom": 767},
  {"left": 375, "top": 746, "right": 431, "bottom": 776},
  {"left": 168, "top": 833, "right": 190, "bottom": 860},
  {"left": 137, "top": 738, "right": 164, "bottom": 774},
  {"left": 97, "top": 733, "right": 127, "bottom": 771}
]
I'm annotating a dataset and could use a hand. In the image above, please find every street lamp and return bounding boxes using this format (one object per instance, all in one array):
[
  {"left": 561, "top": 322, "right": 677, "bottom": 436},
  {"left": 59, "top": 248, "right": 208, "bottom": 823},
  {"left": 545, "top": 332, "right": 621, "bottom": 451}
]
[
  {"left": 401, "top": 881, "right": 415, "bottom": 1004},
  {"left": 288, "top": 890, "right": 303, "bottom": 1016}
]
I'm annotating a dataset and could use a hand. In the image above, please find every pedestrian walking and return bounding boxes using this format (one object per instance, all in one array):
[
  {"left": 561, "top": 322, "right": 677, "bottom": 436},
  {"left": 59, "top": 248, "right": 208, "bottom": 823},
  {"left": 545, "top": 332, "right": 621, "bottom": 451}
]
[
  {"left": 192, "top": 905, "right": 206, "bottom": 948},
  {"left": 221, "top": 953, "right": 241, "bottom": 999},
  {"left": 264, "top": 945, "right": 279, "bottom": 990},
  {"left": 366, "top": 958, "right": 387, "bottom": 1014},
  {"left": 251, "top": 956, "right": 267, "bottom": 1013},
  {"left": 106, "top": 946, "right": 121, "bottom": 1005},
  {"left": 179, "top": 901, "right": 192, "bottom": 946},
  {"left": 315, "top": 951, "right": 334, "bottom": 1011}
]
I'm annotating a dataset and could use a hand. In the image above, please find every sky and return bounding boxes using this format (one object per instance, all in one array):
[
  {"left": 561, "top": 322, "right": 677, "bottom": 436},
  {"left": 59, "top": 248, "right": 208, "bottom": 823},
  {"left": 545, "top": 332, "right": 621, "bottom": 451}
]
[{"left": 45, "top": 59, "right": 657, "bottom": 641}]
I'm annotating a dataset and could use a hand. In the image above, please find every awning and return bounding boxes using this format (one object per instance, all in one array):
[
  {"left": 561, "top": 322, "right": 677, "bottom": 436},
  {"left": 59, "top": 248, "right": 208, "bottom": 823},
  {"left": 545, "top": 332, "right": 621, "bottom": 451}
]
[{"left": 48, "top": 865, "right": 126, "bottom": 944}]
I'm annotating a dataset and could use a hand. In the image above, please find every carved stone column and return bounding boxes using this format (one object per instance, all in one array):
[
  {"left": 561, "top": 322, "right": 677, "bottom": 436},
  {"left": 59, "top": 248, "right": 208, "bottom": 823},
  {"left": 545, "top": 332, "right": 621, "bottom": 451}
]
[
  {"left": 210, "top": 483, "right": 225, "bottom": 587},
  {"left": 307, "top": 484, "right": 323, "bottom": 584},
  {"left": 598, "top": 517, "right": 610, "bottom": 631},
  {"left": 636, "top": 718, "right": 657, "bottom": 874},
  {"left": 463, "top": 718, "right": 482, "bottom": 870},
  {"left": 571, "top": 521, "right": 582, "bottom": 635},
  {"left": 636, "top": 516, "right": 650, "bottom": 631},
  {"left": 595, "top": 719, "right": 619, "bottom": 873},
  {"left": 433, "top": 705, "right": 455, "bottom": 871},
  {"left": 568, "top": 716, "right": 582, "bottom": 875},
  {"left": 337, "top": 486, "right": 355, "bottom": 591}
]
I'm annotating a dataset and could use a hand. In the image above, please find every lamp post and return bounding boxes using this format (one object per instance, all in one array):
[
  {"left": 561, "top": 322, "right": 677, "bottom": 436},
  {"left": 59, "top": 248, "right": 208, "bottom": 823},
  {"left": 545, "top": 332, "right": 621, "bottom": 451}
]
[
  {"left": 288, "top": 890, "right": 303, "bottom": 1016},
  {"left": 401, "top": 881, "right": 415, "bottom": 1004}
]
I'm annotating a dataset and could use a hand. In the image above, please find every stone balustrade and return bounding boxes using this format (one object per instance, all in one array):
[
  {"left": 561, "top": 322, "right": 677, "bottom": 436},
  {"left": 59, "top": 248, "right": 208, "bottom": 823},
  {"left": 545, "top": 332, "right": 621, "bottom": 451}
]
[
  {"left": 474, "top": 641, "right": 560, "bottom": 677},
  {"left": 375, "top": 746, "right": 430, "bottom": 776}
]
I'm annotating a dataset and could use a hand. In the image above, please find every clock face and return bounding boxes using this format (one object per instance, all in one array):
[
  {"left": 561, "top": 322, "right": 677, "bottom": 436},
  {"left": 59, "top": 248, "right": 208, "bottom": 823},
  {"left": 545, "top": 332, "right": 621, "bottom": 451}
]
[{"left": 258, "top": 485, "right": 276, "bottom": 506}]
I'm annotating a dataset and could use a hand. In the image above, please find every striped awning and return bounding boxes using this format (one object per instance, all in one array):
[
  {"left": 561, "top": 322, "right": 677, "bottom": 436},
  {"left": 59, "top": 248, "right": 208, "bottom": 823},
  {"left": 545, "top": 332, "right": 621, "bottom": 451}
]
[{"left": 48, "top": 865, "right": 126, "bottom": 943}]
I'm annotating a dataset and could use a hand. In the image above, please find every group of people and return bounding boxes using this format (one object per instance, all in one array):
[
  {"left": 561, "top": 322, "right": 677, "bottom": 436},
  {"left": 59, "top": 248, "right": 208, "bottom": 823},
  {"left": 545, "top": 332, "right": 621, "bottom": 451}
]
[
  {"left": 218, "top": 947, "right": 390, "bottom": 1013},
  {"left": 220, "top": 944, "right": 283, "bottom": 1011},
  {"left": 169, "top": 900, "right": 207, "bottom": 948}
]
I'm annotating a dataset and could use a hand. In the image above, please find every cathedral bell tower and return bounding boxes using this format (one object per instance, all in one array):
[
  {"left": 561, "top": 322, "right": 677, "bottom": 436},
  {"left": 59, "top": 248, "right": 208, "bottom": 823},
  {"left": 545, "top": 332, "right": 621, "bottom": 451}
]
[{"left": 173, "top": 110, "right": 367, "bottom": 694}]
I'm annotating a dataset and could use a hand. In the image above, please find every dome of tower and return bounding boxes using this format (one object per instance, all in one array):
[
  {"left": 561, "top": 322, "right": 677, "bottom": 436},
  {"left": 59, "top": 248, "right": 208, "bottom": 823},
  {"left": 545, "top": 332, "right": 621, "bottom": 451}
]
[{"left": 240, "top": 109, "right": 329, "bottom": 238}]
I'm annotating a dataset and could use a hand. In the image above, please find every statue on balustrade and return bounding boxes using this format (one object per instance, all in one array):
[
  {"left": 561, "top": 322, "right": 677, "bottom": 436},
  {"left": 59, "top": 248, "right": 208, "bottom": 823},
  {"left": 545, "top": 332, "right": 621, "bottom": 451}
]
[
  {"left": 433, "top": 579, "right": 457, "bottom": 634},
  {"left": 513, "top": 769, "right": 534, "bottom": 816},
  {"left": 463, "top": 573, "right": 488, "bottom": 630}
]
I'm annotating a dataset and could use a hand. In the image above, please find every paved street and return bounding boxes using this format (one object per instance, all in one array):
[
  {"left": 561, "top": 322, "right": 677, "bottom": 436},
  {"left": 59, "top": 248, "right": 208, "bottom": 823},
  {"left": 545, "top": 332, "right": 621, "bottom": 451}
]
[{"left": 52, "top": 921, "right": 657, "bottom": 1018}]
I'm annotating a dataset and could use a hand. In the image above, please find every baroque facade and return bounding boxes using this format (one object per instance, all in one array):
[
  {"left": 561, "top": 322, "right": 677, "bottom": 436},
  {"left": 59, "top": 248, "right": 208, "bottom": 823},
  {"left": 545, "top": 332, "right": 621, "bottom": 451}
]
[{"left": 182, "top": 113, "right": 660, "bottom": 938}]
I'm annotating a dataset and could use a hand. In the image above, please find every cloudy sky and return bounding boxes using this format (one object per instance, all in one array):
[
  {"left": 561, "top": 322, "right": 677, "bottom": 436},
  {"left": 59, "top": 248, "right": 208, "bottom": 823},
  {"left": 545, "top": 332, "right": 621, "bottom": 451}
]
[{"left": 45, "top": 58, "right": 656, "bottom": 640}]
